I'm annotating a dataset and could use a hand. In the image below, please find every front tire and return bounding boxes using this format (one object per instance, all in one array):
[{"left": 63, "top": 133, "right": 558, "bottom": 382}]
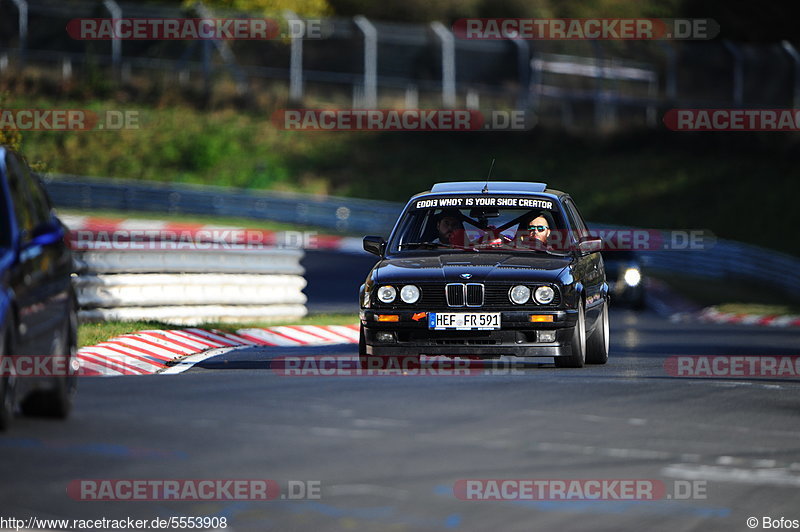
[
  {"left": 586, "top": 300, "right": 610, "bottom": 364},
  {"left": 21, "top": 300, "right": 77, "bottom": 419},
  {"left": 555, "top": 300, "right": 586, "bottom": 368},
  {"left": 358, "top": 323, "right": 377, "bottom": 369},
  {"left": 0, "top": 323, "right": 15, "bottom": 431}
]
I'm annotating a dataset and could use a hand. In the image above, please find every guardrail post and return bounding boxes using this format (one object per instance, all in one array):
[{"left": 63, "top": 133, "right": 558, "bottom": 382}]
[
  {"left": 723, "top": 40, "right": 744, "bottom": 106},
  {"left": 354, "top": 16, "right": 378, "bottom": 108},
  {"left": 10, "top": 0, "right": 27, "bottom": 68},
  {"left": 193, "top": 4, "right": 250, "bottom": 98},
  {"left": 529, "top": 55, "right": 542, "bottom": 113},
  {"left": 103, "top": 0, "right": 122, "bottom": 77},
  {"left": 431, "top": 22, "right": 456, "bottom": 108},
  {"left": 404, "top": 84, "right": 418, "bottom": 108},
  {"left": 781, "top": 40, "right": 800, "bottom": 108},
  {"left": 285, "top": 11, "right": 304, "bottom": 104},
  {"left": 62, "top": 57, "right": 72, "bottom": 81},
  {"left": 465, "top": 88, "right": 479, "bottom": 110},
  {"left": 352, "top": 85, "right": 364, "bottom": 108}
]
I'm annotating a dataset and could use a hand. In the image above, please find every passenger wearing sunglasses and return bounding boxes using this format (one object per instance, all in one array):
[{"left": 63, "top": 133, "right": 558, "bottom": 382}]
[
  {"left": 517, "top": 214, "right": 553, "bottom": 250},
  {"left": 528, "top": 216, "right": 551, "bottom": 245}
]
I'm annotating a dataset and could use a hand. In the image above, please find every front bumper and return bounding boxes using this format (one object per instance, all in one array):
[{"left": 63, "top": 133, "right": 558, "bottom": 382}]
[{"left": 360, "top": 309, "right": 577, "bottom": 358}]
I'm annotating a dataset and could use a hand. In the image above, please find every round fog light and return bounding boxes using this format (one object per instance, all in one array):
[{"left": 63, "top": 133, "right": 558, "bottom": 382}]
[
  {"left": 509, "top": 285, "right": 531, "bottom": 305},
  {"left": 534, "top": 285, "right": 555, "bottom": 304},
  {"left": 376, "top": 331, "right": 396, "bottom": 343},
  {"left": 400, "top": 285, "right": 420, "bottom": 304},
  {"left": 377, "top": 285, "right": 397, "bottom": 303}
]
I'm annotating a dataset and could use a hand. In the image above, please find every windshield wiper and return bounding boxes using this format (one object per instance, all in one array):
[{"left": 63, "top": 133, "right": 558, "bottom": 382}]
[
  {"left": 528, "top": 247, "right": 570, "bottom": 257},
  {"left": 399, "top": 242, "right": 449, "bottom": 249},
  {"left": 471, "top": 241, "right": 570, "bottom": 256},
  {"left": 399, "top": 242, "right": 478, "bottom": 251}
]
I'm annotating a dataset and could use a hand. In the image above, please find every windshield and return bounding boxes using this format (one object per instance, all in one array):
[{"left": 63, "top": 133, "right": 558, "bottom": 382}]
[{"left": 388, "top": 197, "right": 572, "bottom": 255}]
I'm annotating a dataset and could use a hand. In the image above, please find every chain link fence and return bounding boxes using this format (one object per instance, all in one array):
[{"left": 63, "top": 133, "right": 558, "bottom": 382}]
[{"left": 2, "top": 0, "right": 800, "bottom": 130}]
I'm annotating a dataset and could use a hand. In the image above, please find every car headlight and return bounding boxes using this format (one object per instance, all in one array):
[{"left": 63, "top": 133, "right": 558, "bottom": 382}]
[
  {"left": 509, "top": 285, "right": 531, "bottom": 305},
  {"left": 400, "top": 285, "right": 420, "bottom": 304},
  {"left": 534, "top": 285, "right": 555, "bottom": 305},
  {"left": 377, "top": 285, "right": 397, "bottom": 303},
  {"left": 623, "top": 267, "right": 641, "bottom": 287}
]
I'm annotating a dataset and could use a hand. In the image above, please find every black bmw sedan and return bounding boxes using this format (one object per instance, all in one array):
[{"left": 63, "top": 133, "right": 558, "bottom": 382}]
[{"left": 359, "top": 181, "right": 609, "bottom": 368}]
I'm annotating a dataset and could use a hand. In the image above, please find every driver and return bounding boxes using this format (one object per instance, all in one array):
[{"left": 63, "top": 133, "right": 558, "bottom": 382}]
[{"left": 432, "top": 209, "right": 466, "bottom": 246}]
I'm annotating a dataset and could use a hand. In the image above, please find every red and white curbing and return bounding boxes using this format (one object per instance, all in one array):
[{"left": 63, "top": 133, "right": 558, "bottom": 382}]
[
  {"left": 61, "top": 214, "right": 364, "bottom": 253},
  {"left": 697, "top": 307, "right": 800, "bottom": 328},
  {"left": 78, "top": 324, "right": 360, "bottom": 376}
]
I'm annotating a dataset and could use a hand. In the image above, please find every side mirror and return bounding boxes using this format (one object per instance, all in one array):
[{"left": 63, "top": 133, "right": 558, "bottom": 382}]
[
  {"left": 363, "top": 236, "right": 386, "bottom": 257},
  {"left": 28, "top": 231, "right": 62, "bottom": 248},
  {"left": 24, "top": 222, "right": 63, "bottom": 249},
  {"left": 577, "top": 237, "right": 603, "bottom": 254}
]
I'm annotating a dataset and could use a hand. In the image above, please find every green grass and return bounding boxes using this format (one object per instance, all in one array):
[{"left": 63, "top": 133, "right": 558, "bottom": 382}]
[
  {"left": 9, "top": 92, "right": 800, "bottom": 256},
  {"left": 78, "top": 314, "right": 359, "bottom": 348},
  {"left": 58, "top": 207, "right": 348, "bottom": 235},
  {"left": 714, "top": 303, "right": 800, "bottom": 316}
]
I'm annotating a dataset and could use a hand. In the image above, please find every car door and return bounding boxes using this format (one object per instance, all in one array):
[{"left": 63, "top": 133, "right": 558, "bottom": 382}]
[
  {"left": 5, "top": 152, "right": 67, "bottom": 357},
  {"left": 562, "top": 197, "right": 605, "bottom": 320},
  {"left": 23, "top": 162, "right": 73, "bottom": 355}
]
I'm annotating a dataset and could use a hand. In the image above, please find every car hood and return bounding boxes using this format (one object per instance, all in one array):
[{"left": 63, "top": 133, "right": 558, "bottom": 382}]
[{"left": 372, "top": 253, "right": 571, "bottom": 284}]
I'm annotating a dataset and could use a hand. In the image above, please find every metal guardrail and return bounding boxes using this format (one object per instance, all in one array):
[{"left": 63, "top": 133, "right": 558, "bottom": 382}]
[
  {"left": 46, "top": 176, "right": 800, "bottom": 300},
  {"left": 66, "top": 210, "right": 309, "bottom": 323},
  {"left": 75, "top": 273, "right": 305, "bottom": 307},
  {"left": 73, "top": 251, "right": 308, "bottom": 324},
  {"left": 45, "top": 174, "right": 401, "bottom": 235},
  {"left": 6, "top": 1, "right": 800, "bottom": 131},
  {"left": 74, "top": 247, "right": 304, "bottom": 275}
]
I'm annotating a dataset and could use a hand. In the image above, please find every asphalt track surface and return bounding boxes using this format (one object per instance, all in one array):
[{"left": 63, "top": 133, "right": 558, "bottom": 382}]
[{"left": 2, "top": 251, "right": 800, "bottom": 532}]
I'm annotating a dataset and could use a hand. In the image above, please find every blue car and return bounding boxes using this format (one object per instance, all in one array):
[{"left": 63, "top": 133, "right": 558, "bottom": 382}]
[{"left": 0, "top": 146, "right": 77, "bottom": 430}]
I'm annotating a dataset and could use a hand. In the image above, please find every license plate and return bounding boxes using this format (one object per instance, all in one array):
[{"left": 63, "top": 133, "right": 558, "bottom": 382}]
[{"left": 428, "top": 312, "right": 501, "bottom": 330}]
